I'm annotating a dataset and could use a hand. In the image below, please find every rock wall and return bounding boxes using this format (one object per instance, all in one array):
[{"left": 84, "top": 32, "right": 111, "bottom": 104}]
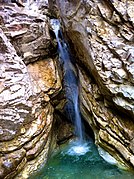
[
  {"left": 54, "top": 0, "right": 134, "bottom": 169},
  {"left": 0, "top": 2, "right": 62, "bottom": 178},
  {"left": 1, "top": 0, "right": 134, "bottom": 177}
]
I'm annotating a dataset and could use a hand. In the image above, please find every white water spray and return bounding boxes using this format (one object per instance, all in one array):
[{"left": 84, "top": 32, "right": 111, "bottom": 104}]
[{"left": 51, "top": 19, "right": 84, "bottom": 144}]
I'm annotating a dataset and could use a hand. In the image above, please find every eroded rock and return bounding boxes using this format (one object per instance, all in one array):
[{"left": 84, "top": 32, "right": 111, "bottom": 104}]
[
  {"left": 0, "top": 28, "right": 33, "bottom": 142},
  {"left": 55, "top": 0, "right": 134, "bottom": 169},
  {"left": 0, "top": 2, "right": 62, "bottom": 178},
  {"left": 0, "top": 1, "right": 55, "bottom": 64}
]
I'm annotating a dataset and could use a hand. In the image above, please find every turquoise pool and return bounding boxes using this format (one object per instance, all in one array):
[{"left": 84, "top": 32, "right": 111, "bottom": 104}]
[{"left": 30, "top": 139, "right": 134, "bottom": 179}]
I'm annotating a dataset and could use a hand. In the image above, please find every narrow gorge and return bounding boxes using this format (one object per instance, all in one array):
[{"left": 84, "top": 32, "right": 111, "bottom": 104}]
[{"left": 0, "top": 0, "right": 134, "bottom": 179}]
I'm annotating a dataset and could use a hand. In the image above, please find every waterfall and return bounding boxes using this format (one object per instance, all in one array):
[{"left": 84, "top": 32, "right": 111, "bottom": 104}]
[{"left": 51, "top": 19, "right": 84, "bottom": 143}]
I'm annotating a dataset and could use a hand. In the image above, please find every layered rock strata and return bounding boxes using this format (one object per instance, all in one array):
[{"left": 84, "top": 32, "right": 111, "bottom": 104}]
[
  {"left": 54, "top": 0, "right": 134, "bottom": 169},
  {"left": 0, "top": 2, "right": 63, "bottom": 178}
]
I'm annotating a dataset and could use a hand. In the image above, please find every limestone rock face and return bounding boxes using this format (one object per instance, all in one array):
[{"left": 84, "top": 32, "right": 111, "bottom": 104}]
[
  {"left": 0, "top": 1, "right": 55, "bottom": 65},
  {"left": 55, "top": 0, "right": 134, "bottom": 169},
  {"left": 0, "top": 2, "right": 61, "bottom": 178}
]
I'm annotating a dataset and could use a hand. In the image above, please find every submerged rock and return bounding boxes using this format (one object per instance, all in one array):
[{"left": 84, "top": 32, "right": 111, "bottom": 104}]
[{"left": 53, "top": 0, "right": 134, "bottom": 169}]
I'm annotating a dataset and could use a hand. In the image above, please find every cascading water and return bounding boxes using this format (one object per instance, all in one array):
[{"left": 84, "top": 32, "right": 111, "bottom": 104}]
[
  {"left": 51, "top": 19, "right": 84, "bottom": 144},
  {"left": 29, "top": 19, "right": 134, "bottom": 179}
]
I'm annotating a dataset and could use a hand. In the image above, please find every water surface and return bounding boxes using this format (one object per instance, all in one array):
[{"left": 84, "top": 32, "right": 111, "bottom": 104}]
[
  {"left": 30, "top": 19, "right": 134, "bottom": 179},
  {"left": 30, "top": 139, "right": 134, "bottom": 179}
]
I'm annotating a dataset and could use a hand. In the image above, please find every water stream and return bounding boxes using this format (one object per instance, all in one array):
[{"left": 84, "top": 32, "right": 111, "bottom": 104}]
[
  {"left": 30, "top": 19, "right": 134, "bottom": 179},
  {"left": 51, "top": 19, "right": 84, "bottom": 143}
]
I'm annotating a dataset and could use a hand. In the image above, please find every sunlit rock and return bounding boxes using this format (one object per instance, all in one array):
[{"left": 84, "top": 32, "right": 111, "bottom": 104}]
[
  {"left": 0, "top": 1, "right": 55, "bottom": 65},
  {"left": 0, "top": 1, "right": 62, "bottom": 178}
]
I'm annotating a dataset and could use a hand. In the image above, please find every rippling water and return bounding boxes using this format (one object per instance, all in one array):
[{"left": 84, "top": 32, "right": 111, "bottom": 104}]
[{"left": 29, "top": 139, "right": 134, "bottom": 179}]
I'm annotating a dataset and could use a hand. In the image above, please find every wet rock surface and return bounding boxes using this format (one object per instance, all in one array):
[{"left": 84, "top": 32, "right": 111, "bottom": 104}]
[{"left": 55, "top": 0, "right": 134, "bottom": 169}]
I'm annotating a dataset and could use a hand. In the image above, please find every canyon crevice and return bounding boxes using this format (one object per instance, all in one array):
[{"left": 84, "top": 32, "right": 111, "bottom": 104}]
[
  {"left": 54, "top": 0, "right": 134, "bottom": 169},
  {"left": 0, "top": 0, "right": 134, "bottom": 178},
  {"left": 0, "top": 2, "right": 73, "bottom": 178}
]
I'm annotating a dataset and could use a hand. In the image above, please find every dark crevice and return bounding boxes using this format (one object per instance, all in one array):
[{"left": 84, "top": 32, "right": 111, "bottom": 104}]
[{"left": 81, "top": 115, "right": 95, "bottom": 142}]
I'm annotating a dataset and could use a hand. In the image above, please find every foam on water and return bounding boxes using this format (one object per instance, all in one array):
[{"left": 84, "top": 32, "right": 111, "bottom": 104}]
[{"left": 67, "top": 140, "right": 89, "bottom": 156}]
